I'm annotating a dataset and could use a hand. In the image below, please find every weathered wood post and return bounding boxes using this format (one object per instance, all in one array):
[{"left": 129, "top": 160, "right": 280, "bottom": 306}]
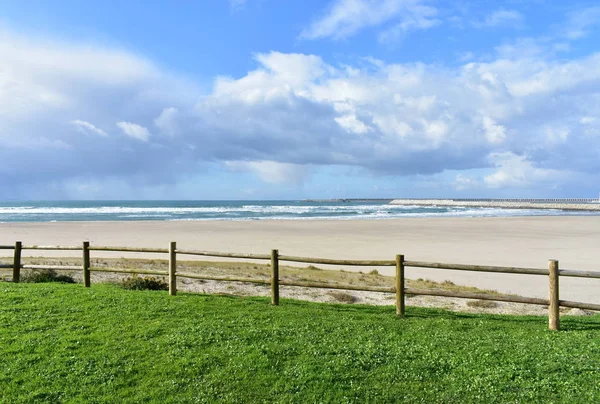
[
  {"left": 169, "top": 241, "right": 177, "bottom": 296},
  {"left": 83, "top": 241, "right": 91, "bottom": 287},
  {"left": 13, "top": 241, "right": 22, "bottom": 283},
  {"left": 271, "top": 249, "right": 279, "bottom": 305},
  {"left": 396, "top": 254, "right": 405, "bottom": 316},
  {"left": 548, "top": 259, "right": 560, "bottom": 331}
]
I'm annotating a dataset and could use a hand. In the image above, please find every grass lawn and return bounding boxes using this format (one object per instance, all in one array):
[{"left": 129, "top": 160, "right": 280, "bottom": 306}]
[{"left": 1, "top": 283, "right": 599, "bottom": 403}]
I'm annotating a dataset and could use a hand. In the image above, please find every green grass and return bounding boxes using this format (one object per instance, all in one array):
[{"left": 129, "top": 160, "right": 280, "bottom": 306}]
[{"left": 1, "top": 283, "right": 600, "bottom": 403}]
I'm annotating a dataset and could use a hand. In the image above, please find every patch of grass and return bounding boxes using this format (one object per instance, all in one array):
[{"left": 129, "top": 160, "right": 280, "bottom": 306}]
[
  {"left": 0, "top": 284, "right": 600, "bottom": 403},
  {"left": 466, "top": 299, "right": 499, "bottom": 309},
  {"left": 328, "top": 291, "right": 357, "bottom": 304},
  {"left": 409, "top": 277, "right": 499, "bottom": 295},
  {"left": 121, "top": 275, "right": 168, "bottom": 291},
  {"left": 10, "top": 257, "right": 502, "bottom": 296},
  {"left": 22, "top": 269, "right": 75, "bottom": 284}
]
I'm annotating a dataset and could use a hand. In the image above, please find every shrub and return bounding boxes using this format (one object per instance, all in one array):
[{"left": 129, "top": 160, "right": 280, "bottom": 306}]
[
  {"left": 121, "top": 275, "right": 168, "bottom": 291},
  {"left": 328, "top": 291, "right": 357, "bottom": 304},
  {"left": 22, "top": 269, "right": 75, "bottom": 284},
  {"left": 466, "top": 299, "right": 498, "bottom": 309},
  {"left": 369, "top": 269, "right": 379, "bottom": 275}
]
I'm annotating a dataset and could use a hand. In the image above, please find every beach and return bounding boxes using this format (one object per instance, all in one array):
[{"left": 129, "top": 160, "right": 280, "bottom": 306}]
[{"left": 1, "top": 216, "right": 599, "bottom": 304}]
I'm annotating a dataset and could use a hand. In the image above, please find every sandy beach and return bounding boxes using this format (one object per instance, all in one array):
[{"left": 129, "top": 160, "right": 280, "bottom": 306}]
[{"left": 1, "top": 216, "right": 600, "bottom": 304}]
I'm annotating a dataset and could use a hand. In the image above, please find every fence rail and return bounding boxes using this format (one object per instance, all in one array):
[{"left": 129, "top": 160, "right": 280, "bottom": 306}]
[
  {"left": 176, "top": 248, "right": 271, "bottom": 260},
  {"left": 2, "top": 240, "right": 600, "bottom": 330},
  {"left": 279, "top": 255, "right": 396, "bottom": 266},
  {"left": 23, "top": 245, "right": 81, "bottom": 251},
  {"left": 404, "top": 260, "right": 548, "bottom": 275}
]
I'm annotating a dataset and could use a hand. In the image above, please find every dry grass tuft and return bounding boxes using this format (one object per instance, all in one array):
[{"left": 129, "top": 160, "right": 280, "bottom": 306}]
[
  {"left": 466, "top": 299, "right": 498, "bottom": 309},
  {"left": 328, "top": 291, "right": 358, "bottom": 304}
]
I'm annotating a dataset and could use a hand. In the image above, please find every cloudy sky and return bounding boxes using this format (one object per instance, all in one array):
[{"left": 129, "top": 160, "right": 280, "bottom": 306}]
[{"left": 1, "top": 0, "right": 600, "bottom": 200}]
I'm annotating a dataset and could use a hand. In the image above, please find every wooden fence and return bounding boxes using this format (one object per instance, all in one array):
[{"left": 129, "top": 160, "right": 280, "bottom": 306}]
[{"left": 2, "top": 241, "right": 600, "bottom": 331}]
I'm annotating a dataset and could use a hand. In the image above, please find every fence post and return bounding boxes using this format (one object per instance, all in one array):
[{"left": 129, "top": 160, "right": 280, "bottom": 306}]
[
  {"left": 13, "top": 241, "right": 22, "bottom": 283},
  {"left": 169, "top": 242, "right": 177, "bottom": 296},
  {"left": 548, "top": 260, "right": 560, "bottom": 331},
  {"left": 396, "top": 254, "right": 405, "bottom": 316},
  {"left": 271, "top": 249, "right": 279, "bottom": 305},
  {"left": 83, "top": 241, "right": 91, "bottom": 287}
]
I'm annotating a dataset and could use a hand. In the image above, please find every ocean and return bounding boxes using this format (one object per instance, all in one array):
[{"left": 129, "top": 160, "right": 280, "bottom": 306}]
[{"left": 0, "top": 200, "right": 598, "bottom": 222}]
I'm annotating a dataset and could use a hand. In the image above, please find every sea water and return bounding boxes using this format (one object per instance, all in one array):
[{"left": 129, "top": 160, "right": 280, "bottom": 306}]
[{"left": 0, "top": 200, "right": 597, "bottom": 222}]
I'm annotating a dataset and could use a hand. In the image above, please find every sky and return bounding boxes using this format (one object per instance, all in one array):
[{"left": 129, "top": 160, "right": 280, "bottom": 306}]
[{"left": 1, "top": 0, "right": 600, "bottom": 200}]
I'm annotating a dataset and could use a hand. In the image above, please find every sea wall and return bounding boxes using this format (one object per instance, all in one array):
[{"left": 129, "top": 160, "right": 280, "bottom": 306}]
[{"left": 389, "top": 199, "right": 600, "bottom": 211}]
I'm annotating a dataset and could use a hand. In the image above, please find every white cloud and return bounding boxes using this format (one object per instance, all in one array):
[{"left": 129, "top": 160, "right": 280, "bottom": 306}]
[
  {"left": 335, "top": 114, "right": 371, "bottom": 134},
  {"left": 225, "top": 161, "right": 310, "bottom": 184},
  {"left": 453, "top": 174, "right": 480, "bottom": 191},
  {"left": 116, "top": 122, "right": 151, "bottom": 141},
  {"left": 300, "top": 0, "right": 438, "bottom": 40},
  {"left": 481, "top": 116, "right": 506, "bottom": 145},
  {"left": 458, "top": 51, "right": 475, "bottom": 63},
  {"left": 378, "top": 4, "right": 440, "bottom": 43},
  {"left": 70, "top": 120, "right": 108, "bottom": 137},
  {"left": 4, "top": 26, "right": 600, "bottom": 197},
  {"left": 544, "top": 126, "right": 569, "bottom": 145},
  {"left": 474, "top": 9, "right": 523, "bottom": 28},
  {"left": 580, "top": 117, "right": 596, "bottom": 125},
  {"left": 484, "top": 152, "right": 566, "bottom": 189},
  {"left": 229, "top": 0, "right": 247, "bottom": 11},
  {"left": 154, "top": 107, "right": 181, "bottom": 136},
  {"left": 564, "top": 7, "right": 600, "bottom": 40}
]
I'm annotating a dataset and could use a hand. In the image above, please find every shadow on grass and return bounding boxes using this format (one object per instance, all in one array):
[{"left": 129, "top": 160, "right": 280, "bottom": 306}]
[
  {"left": 82, "top": 287, "right": 600, "bottom": 332},
  {"left": 272, "top": 297, "right": 600, "bottom": 331},
  {"left": 405, "top": 306, "right": 600, "bottom": 330},
  {"left": 6, "top": 283, "right": 599, "bottom": 333},
  {"left": 559, "top": 317, "right": 600, "bottom": 331}
]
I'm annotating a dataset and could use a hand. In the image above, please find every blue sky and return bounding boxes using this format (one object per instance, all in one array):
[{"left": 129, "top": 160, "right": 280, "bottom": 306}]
[{"left": 1, "top": 0, "right": 600, "bottom": 200}]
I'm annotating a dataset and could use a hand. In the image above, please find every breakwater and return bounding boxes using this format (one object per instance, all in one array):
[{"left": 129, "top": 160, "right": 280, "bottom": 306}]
[
  {"left": 389, "top": 199, "right": 600, "bottom": 211},
  {"left": 304, "top": 199, "right": 394, "bottom": 203}
]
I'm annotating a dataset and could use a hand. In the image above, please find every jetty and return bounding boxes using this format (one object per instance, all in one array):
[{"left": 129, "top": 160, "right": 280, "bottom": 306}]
[
  {"left": 304, "top": 198, "right": 394, "bottom": 203},
  {"left": 389, "top": 198, "right": 600, "bottom": 211}
]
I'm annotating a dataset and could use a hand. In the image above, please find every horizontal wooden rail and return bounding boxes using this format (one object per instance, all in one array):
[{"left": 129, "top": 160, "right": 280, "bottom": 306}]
[
  {"left": 405, "top": 288, "right": 550, "bottom": 306},
  {"left": 176, "top": 272, "right": 271, "bottom": 285},
  {"left": 22, "top": 245, "right": 81, "bottom": 251},
  {"left": 404, "top": 260, "right": 548, "bottom": 275},
  {"left": 175, "top": 249, "right": 271, "bottom": 260},
  {"left": 559, "top": 269, "right": 600, "bottom": 279},
  {"left": 88, "top": 246, "right": 168, "bottom": 253},
  {"left": 0, "top": 264, "right": 13, "bottom": 269},
  {"left": 559, "top": 300, "right": 600, "bottom": 311},
  {"left": 22, "top": 265, "right": 80, "bottom": 271},
  {"left": 89, "top": 267, "right": 168, "bottom": 276},
  {"left": 0, "top": 245, "right": 14, "bottom": 250},
  {"left": 280, "top": 280, "right": 394, "bottom": 293},
  {"left": 278, "top": 255, "right": 396, "bottom": 266}
]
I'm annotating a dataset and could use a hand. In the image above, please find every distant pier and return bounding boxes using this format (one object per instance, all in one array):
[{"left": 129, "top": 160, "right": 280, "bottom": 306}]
[
  {"left": 305, "top": 198, "right": 599, "bottom": 203},
  {"left": 304, "top": 198, "right": 394, "bottom": 203},
  {"left": 389, "top": 199, "right": 600, "bottom": 211},
  {"left": 430, "top": 198, "right": 599, "bottom": 203},
  {"left": 303, "top": 198, "right": 600, "bottom": 211}
]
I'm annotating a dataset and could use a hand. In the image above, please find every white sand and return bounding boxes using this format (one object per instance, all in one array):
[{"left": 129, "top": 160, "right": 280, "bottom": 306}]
[{"left": 1, "top": 216, "right": 599, "bottom": 304}]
